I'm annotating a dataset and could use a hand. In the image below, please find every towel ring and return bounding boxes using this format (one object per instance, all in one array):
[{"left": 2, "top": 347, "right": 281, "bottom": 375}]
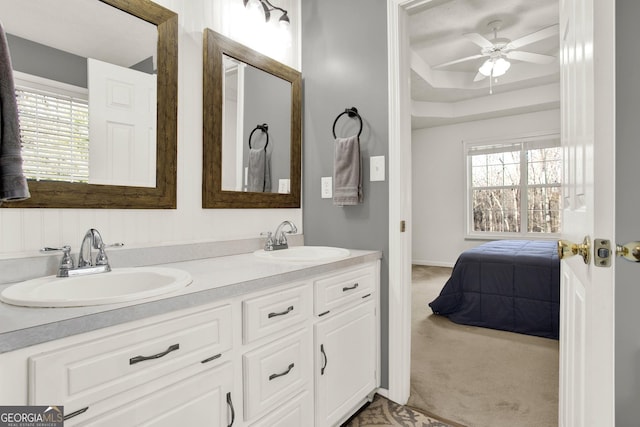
[
  {"left": 332, "top": 107, "right": 363, "bottom": 139},
  {"left": 248, "top": 123, "right": 269, "bottom": 150}
]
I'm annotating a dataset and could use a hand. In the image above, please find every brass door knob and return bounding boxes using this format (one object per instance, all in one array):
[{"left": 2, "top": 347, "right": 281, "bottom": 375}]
[
  {"left": 616, "top": 242, "right": 640, "bottom": 262},
  {"left": 558, "top": 236, "right": 591, "bottom": 264}
]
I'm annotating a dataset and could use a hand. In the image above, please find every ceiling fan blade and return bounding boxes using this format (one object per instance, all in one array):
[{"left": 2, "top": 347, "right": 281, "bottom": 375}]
[
  {"left": 433, "top": 54, "right": 486, "bottom": 69},
  {"left": 508, "top": 24, "right": 559, "bottom": 49},
  {"left": 463, "top": 32, "right": 494, "bottom": 49},
  {"left": 506, "top": 50, "right": 556, "bottom": 64},
  {"left": 473, "top": 71, "right": 487, "bottom": 82}
]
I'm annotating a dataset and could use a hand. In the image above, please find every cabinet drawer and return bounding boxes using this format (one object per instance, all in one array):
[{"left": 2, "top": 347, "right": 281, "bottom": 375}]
[
  {"left": 249, "top": 390, "right": 312, "bottom": 427},
  {"left": 314, "top": 265, "right": 375, "bottom": 315},
  {"left": 71, "top": 361, "right": 234, "bottom": 427},
  {"left": 29, "top": 304, "right": 232, "bottom": 411},
  {"left": 243, "top": 283, "right": 312, "bottom": 344},
  {"left": 243, "top": 328, "right": 312, "bottom": 421}
]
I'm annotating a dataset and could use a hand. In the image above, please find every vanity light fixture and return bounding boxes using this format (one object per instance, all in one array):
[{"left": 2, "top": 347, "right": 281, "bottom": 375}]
[{"left": 243, "top": 0, "right": 290, "bottom": 25}]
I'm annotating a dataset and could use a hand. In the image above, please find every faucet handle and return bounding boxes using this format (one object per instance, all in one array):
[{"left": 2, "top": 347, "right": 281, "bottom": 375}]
[
  {"left": 41, "top": 246, "right": 74, "bottom": 272},
  {"left": 95, "top": 242, "right": 124, "bottom": 266},
  {"left": 260, "top": 232, "right": 274, "bottom": 251}
]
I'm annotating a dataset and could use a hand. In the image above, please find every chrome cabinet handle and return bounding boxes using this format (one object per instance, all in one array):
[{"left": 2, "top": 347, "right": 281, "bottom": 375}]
[
  {"left": 321, "top": 344, "right": 328, "bottom": 375},
  {"left": 63, "top": 407, "right": 88, "bottom": 421},
  {"left": 343, "top": 283, "right": 359, "bottom": 292},
  {"left": 269, "top": 363, "right": 295, "bottom": 381},
  {"left": 227, "top": 392, "right": 235, "bottom": 427},
  {"left": 129, "top": 344, "right": 179, "bottom": 365},
  {"left": 268, "top": 305, "right": 294, "bottom": 318}
]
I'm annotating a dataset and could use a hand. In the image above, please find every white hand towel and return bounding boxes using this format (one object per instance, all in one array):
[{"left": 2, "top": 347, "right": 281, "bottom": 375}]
[
  {"left": 0, "top": 20, "right": 30, "bottom": 203},
  {"left": 333, "top": 135, "right": 362, "bottom": 206}
]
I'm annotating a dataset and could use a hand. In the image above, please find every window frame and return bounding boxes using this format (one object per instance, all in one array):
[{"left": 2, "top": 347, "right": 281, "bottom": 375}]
[{"left": 463, "top": 131, "right": 562, "bottom": 240}]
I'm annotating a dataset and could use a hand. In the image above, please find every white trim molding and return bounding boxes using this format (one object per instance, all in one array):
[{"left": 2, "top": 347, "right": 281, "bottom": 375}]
[{"left": 386, "top": 0, "right": 415, "bottom": 405}]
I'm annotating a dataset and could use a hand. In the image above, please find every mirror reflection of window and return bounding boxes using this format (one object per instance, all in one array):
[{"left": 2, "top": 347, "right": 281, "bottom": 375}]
[{"left": 1, "top": 0, "right": 158, "bottom": 187}]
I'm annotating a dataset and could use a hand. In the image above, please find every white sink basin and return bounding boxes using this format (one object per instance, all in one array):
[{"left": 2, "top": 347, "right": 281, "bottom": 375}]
[
  {"left": 254, "top": 246, "right": 350, "bottom": 262},
  {"left": 0, "top": 267, "right": 192, "bottom": 308}
]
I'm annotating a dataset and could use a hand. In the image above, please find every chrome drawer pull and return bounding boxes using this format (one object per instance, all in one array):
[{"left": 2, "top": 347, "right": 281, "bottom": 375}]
[
  {"left": 227, "top": 392, "right": 235, "bottom": 427},
  {"left": 343, "top": 283, "right": 359, "bottom": 292},
  {"left": 63, "top": 406, "right": 88, "bottom": 421},
  {"left": 269, "top": 363, "right": 295, "bottom": 381},
  {"left": 321, "top": 344, "right": 328, "bottom": 375},
  {"left": 201, "top": 353, "right": 222, "bottom": 364},
  {"left": 268, "top": 305, "right": 294, "bottom": 318},
  {"left": 130, "top": 343, "right": 179, "bottom": 365}
]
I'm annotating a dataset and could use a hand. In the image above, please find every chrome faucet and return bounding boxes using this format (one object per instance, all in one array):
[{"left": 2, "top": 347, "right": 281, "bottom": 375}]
[
  {"left": 78, "top": 228, "right": 105, "bottom": 268},
  {"left": 42, "top": 228, "right": 123, "bottom": 277},
  {"left": 264, "top": 220, "right": 298, "bottom": 251}
]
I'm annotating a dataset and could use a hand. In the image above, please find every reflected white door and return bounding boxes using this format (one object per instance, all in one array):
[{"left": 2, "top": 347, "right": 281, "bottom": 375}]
[
  {"left": 88, "top": 58, "right": 156, "bottom": 187},
  {"left": 559, "top": 0, "right": 615, "bottom": 425}
]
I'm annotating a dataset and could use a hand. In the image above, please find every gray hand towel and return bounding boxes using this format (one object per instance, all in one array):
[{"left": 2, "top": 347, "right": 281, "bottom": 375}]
[
  {"left": 333, "top": 135, "right": 362, "bottom": 206},
  {"left": 247, "top": 148, "right": 271, "bottom": 192},
  {"left": 0, "top": 20, "right": 29, "bottom": 203}
]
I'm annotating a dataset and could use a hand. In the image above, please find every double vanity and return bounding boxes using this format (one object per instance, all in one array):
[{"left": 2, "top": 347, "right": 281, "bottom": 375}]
[{"left": 0, "top": 241, "right": 381, "bottom": 427}]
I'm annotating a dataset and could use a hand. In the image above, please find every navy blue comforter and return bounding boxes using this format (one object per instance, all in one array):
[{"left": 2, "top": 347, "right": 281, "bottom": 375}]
[{"left": 429, "top": 240, "right": 560, "bottom": 339}]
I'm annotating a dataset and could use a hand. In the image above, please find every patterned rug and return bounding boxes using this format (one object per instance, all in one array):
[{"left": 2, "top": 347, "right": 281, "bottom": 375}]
[{"left": 344, "top": 395, "right": 456, "bottom": 427}]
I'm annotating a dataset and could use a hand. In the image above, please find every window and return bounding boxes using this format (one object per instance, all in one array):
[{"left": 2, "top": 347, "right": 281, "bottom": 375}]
[
  {"left": 14, "top": 73, "right": 89, "bottom": 183},
  {"left": 465, "top": 134, "right": 561, "bottom": 237}
]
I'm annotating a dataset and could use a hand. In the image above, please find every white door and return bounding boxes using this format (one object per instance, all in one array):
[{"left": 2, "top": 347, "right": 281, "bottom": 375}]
[
  {"left": 88, "top": 58, "right": 156, "bottom": 187},
  {"left": 558, "top": 0, "right": 615, "bottom": 425}
]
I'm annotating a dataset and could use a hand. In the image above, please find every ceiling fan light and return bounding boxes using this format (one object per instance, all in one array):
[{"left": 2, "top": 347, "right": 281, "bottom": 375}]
[
  {"left": 478, "top": 59, "right": 494, "bottom": 76},
  {"left": 492, "top": 57, "right": 511, "bottom": 76}
]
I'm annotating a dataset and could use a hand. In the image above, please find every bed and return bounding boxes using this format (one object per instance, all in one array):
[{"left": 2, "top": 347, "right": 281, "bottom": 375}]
[{"left": 429, "top": 240, "right": 560, "bottom": 339}]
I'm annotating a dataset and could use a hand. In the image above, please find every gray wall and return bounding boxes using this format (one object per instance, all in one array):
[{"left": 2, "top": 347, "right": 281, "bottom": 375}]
[
  {"left": 7, "top": 34, "right": 87, "bottom": 88},
  {"left": 243, "top": 65, "right": 291, "bottom": 192},
  {"left": 301, "top": 0, "right": 390, "bottom": 387},
  {"left": 616, "top": 1, "right": 640, "bottom": 424}
]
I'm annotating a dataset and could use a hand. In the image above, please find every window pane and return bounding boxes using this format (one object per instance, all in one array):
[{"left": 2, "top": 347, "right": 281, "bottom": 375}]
[
  {"left": 471, "top": 165, "right": 487, "bottom": 187},
  {"left": 528, "top": 147, "right": 562, "bottom": 185},
  {"left": 471, "top": 155, "right": 487, "bottom": 167},
  {"left": 527, "top": 186, "right": 562, "bottom": 233},
  {"left": 472, "top": 188, "right": 520, "bottom": 232}
]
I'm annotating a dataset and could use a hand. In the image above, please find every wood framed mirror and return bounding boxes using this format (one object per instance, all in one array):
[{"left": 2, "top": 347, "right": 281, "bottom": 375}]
[
  {"left": 2, "top": 0, "right": 177, "bottom": 209},
  {"left": 202, "top": 29, "right": 301, "bottom": 208}
]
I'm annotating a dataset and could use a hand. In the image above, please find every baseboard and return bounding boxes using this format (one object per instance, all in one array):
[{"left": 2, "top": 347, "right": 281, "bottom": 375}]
[
  {"left": 412, "top": 259, "right": 455, "bottom": 268},
  {"left": 376, "top": 387, "right": 389, "bottom": 399}
]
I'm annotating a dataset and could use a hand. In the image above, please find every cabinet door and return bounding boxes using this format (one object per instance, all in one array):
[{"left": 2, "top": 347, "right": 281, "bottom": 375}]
[
  {"left": 72, "top": 362, "right": 235, "bottom": 427},
  {"left": 315, "top": 300, "right": 376, "bottom": 427}
]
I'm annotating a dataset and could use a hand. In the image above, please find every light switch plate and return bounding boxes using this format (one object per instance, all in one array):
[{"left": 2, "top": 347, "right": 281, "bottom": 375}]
[
  {"left": 278, "top": 179, "right": 290, "bottom": 194},
  {"left": 370, "top": 156, "right": 385, "bottom": 181},
  {"left": 321, "top": 177, "right": 332, "bottom": 198}
]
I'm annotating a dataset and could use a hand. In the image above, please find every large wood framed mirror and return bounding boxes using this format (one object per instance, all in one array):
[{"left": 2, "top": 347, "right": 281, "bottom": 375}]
[
  {"left": 203, "top": 29, "right": 301, "bottom": 208},
  {"left": 1, "top": 0, "right": 177, "bottom": 208}
]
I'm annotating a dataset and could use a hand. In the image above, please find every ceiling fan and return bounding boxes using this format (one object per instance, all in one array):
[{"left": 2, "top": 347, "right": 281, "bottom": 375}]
[{"left": 434, "top": 20, "right": 559, "bottom": 82}]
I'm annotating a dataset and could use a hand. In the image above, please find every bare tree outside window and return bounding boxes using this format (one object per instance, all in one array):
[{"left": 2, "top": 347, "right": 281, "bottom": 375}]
[{"left": 468, "top": 137, "right": 561, "bottom": 235}]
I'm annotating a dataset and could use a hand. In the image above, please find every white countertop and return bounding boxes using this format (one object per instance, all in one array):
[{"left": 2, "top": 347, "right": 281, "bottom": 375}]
[{"left": 0, "top": 249, "right": 381, "bottom": 353}]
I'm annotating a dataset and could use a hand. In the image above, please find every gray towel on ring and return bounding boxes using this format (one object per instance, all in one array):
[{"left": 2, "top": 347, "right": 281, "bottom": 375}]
[
  {"left": 333, "top": 135, "right": 362, "bottom": 206},
  {"left": 0, "top": 20, "right": 30, "bottom": 204},
  {"left": 247, "top": 148, "right": 271, "bottom": 192}
]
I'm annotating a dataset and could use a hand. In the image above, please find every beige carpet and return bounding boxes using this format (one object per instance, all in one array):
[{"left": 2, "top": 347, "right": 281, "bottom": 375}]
[{"left": 407, "top": 265, "right": 559, "bottom": 427}]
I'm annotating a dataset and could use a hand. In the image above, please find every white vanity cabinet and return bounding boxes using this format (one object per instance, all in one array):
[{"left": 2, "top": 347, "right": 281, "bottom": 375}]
[
  {"left": 0, "top": 257, "right": 380, "bottom": 427},
  {"left": 313, "top": 264, "right": 379, "bottom": 427},
  {"left": 27, "top": 302, "right": 236, "bottom": 426}
]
